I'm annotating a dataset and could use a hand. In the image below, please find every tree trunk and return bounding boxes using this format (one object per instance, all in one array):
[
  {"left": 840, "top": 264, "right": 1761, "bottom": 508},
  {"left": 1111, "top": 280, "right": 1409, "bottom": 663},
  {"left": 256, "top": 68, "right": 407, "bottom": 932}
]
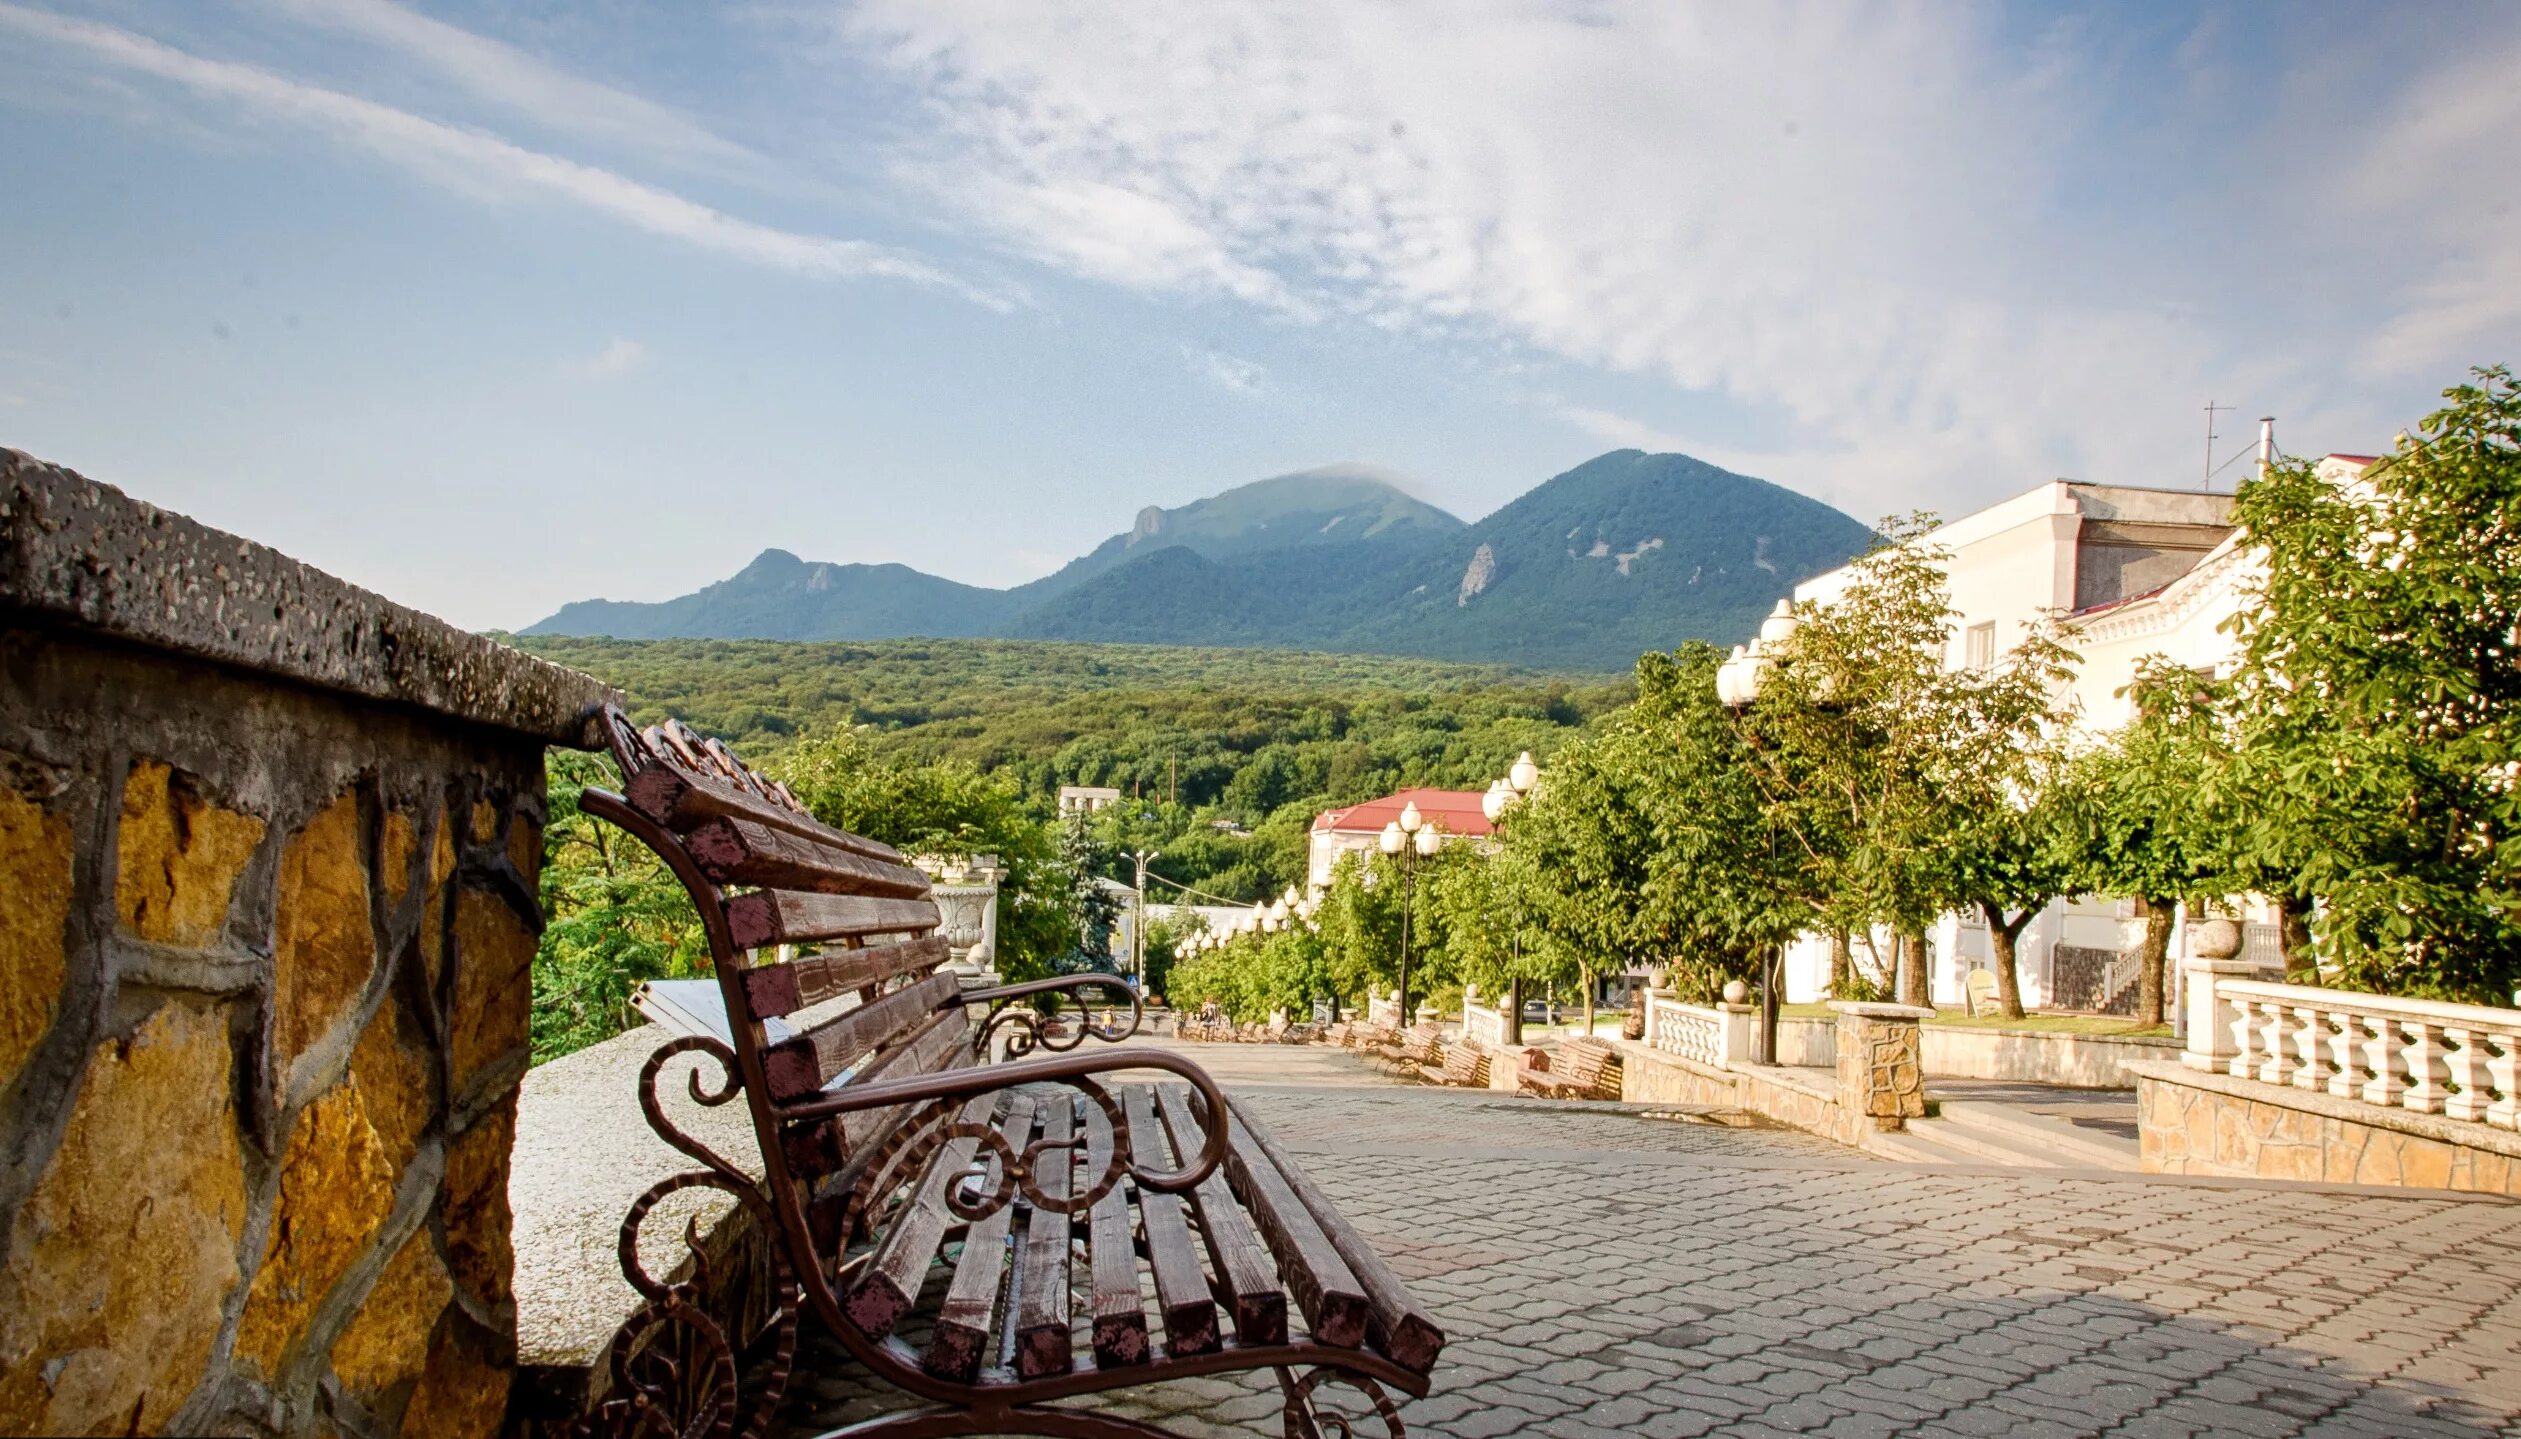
[
  {"left": 1898, "top": 930, "right": 1931, "bottom": 1010},
  {"left": 2136, "top": 897, "right": 2174, "bottom": 1028},
  {"left": 1979, "top": 900, "right": 2028, "bottom": 1020},
  {"left": 2280, "top": 894, "right": 2316, "bottom": 981},
  {"left": 1505, "top": 975, "right": 1524, "bottom": 1045},
  {"left": 1828, "top": 929, "right": 1852, "bottom": 997},
  {"left": 1581, "top": 963, "right": 1597, "bottom": 1037}
]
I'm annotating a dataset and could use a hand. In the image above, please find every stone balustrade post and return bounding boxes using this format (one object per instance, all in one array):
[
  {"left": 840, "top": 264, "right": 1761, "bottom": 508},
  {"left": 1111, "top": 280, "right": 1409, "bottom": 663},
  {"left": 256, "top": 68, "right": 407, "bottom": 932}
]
[
  {"left": 1715, "top": 980, "right": 1758, "bottom": 1068},
  {"left": 2180, "top": 918, "right": 2256, "bottom": 1074},
  {"left": 1828, "top": 1001, "right": 1934, "bottom": 1130}
]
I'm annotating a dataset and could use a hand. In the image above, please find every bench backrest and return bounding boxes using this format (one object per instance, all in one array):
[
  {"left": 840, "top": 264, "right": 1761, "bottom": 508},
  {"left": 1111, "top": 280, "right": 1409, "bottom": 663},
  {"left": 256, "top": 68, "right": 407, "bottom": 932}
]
[
  {"left": 587, "top": 707, "right": 957, "bottom": 1183},
  {"left": 1556, "top": 1037, "right": 1620, "bottom": 1091}
]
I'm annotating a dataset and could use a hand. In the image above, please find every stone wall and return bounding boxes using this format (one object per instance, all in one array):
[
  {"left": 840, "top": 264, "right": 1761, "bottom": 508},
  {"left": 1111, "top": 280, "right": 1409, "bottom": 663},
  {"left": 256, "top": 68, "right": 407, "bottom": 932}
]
[
  {"left": 2, "top": 450, "right": 612, "bottom": 1437},
  {"left": 2133, "top": 1061, "right": 2521, "bottom": 1197}
]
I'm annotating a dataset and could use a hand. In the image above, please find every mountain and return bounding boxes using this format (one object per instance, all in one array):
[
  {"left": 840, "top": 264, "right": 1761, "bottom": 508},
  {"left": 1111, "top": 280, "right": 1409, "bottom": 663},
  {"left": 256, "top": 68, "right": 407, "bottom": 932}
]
[
  {"left": 520, "top": 451, "right": 1875, "bottom": 671},
  {"left": 1008, "top": 463, "right": 1464, "bottom": 602},
  {"left": 1326, "top": 451, "right": 1880, "bottom": 666},
  {"left": 524, "top": 549, "right": 1015, "bottom": 641}
]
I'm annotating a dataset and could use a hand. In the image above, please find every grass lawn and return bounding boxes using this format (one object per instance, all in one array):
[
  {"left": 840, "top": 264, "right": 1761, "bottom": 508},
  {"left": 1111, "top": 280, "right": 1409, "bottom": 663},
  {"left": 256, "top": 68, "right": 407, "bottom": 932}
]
[{"left": 1776, "top": 1001, "right": 2170, "bottom": 1039}]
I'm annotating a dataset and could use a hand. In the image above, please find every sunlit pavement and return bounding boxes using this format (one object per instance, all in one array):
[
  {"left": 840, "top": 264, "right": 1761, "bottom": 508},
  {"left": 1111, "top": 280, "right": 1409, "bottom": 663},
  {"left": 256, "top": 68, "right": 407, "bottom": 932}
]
[{"left": 773, "top": 1039, "right": 2521, "bottom": 1438}]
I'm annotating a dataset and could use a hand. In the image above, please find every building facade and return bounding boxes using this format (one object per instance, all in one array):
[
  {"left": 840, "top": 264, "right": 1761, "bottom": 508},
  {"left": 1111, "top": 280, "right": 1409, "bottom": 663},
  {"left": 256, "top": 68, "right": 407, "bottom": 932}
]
[{"left": 1306, "top": 787, "right": 1494, "bottom": 890}]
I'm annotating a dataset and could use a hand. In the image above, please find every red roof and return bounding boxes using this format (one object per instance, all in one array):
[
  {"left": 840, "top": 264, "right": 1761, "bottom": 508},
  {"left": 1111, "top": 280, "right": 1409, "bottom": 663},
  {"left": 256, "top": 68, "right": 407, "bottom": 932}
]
[
  {"left": 1311, "top": 787, "right": 1494, "bottom": 838},
  {"left": 2326, "top": 453, "right": 2380, "bottom": 465}
]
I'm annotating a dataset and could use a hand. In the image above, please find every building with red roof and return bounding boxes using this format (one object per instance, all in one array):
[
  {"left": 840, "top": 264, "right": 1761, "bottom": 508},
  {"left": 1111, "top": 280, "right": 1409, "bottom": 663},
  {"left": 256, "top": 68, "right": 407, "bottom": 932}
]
[{"left": 1307, "top": 787, "right": 1493, "bottom": 890}]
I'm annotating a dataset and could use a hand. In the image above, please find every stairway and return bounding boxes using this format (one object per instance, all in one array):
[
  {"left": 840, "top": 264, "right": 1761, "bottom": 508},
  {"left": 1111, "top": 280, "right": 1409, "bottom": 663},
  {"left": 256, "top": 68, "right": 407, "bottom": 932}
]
[{"left": 1864, "top": 1091, "right": 2141, "bottom": 1171}]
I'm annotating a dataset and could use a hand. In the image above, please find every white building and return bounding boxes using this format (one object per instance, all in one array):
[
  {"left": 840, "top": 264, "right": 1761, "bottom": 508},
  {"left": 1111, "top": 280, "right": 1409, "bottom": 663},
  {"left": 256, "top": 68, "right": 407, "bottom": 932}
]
[
  {"left": 1057, "top": 785, "right": 1122, "bottom": 817},
  {"left": 1777, "top": 456, "right": 2377, "bottom": 1010},
  {"left": 1305, "top": 788, "right": 1494, "bottom": 890}
]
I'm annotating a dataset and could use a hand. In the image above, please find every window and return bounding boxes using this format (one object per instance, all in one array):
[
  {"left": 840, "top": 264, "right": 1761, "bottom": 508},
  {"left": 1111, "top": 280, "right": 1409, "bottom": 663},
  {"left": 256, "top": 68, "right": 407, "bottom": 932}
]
[{"left": 1964, "top": 621, "right": 1996, "bottom": 671}]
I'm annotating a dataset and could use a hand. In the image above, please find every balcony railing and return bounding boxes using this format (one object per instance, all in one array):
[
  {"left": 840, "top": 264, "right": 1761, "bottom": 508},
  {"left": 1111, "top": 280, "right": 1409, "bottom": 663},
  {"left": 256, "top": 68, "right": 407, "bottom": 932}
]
[{"left": 1640, "top": 989, "right": 1756, "bottom": 1068}]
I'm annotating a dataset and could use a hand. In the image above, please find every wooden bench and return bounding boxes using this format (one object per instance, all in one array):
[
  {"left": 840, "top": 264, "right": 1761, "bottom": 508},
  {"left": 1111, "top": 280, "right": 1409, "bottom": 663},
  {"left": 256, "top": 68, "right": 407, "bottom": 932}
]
[
  {"left": 573, "top": 708, "right": 1444, "bottom": 1438},
  {"left": 1422, "top": 1039, "right": 1488, "bottom": 1088},
  {"left": 1518, "top": 1037, "right": 1622, "bottom": 1100},
  {"left": 1374, "top": 1022, "right": 1443, "bottom": 1075}
]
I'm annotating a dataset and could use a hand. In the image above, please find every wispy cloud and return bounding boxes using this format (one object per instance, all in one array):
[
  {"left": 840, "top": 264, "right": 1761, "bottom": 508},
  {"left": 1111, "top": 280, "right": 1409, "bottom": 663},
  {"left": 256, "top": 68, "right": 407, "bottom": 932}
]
[
  {"left": 1184, "top": 345, "right": 1267, "bottom": 396},
  {"left": 826, "top": 1, "right": 2518, "bottom": 512},
  {"left": 0, "top": 3, "right": 1003, "bottom": 306},
  {"left": 1555, "top": 405, "right": 1690, "bottom": 456},
  {"left": 255, "top": 0, "right": 763, "bottom": 175},
  {"left": 573, "top": 337, "right": 649, "bottom": 378}
]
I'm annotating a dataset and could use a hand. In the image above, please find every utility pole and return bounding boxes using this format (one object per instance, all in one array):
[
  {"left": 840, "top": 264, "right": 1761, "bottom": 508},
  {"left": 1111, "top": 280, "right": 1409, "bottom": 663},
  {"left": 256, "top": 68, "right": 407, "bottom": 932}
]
[
  {"left": 1128, "top": 849, "right": 1160, "bottom": 992},
  {"left": 1168, "top": 755, "right": 1177, "bottom": 807},
  {"left": 2202, "top": 400, "right": 2233, "bottom": 491}
]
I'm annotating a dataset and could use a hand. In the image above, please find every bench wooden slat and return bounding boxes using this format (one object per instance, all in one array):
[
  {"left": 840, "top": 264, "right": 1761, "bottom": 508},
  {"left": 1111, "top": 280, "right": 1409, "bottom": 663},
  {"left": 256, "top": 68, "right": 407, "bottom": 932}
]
[
  {"left": 1155, "top": 1085, "right": 1285, "bottom": 1346},
  {"left": 844, "top": 1091, "right": 997, "bottom": 1339},
  {"left": 1226, "top": 1097, "right": 1447, "bottom": 1375},
  {"left": 739, "top": 932, "right": 948, "bottom": 1018},
  {"left": 1121, "top": 1086, "right": 1218, "bottom": 1359},
  {"left": 625, "top": 761, "right": 904, "bottom": 864},
  {"left": 1014, "top": 1094, "right": 1077, "bottom": 1378},
  {"left": 924, "top": 1094, "right": 1038, "bottom": 1383},
  {"left": 728, "top": 891, "right": 941, "bottom": 956},
  {"left": 1221, "top": 1109, "right": 1370, "bottom": 1348},
  {"left": 684, "top": 815, "right": 933, "bottom": 899},
  {"left": 783, "top": 1006, "right": 973, "bottom": 1178},
  {"left": 763, "top": 971, "right": 959, "bottom": 1103},
  {"left": 1085, "top": 1095, "right": 1150, "bottom": 1368}
]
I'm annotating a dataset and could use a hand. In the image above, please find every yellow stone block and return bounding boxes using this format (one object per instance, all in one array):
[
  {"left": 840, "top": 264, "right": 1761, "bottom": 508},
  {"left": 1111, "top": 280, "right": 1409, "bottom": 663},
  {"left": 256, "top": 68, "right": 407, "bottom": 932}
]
[
  {"left": 2400, "top": 1138, "right": 2454, "bottom": 1192},
  {"left": 449, "top": 888, "right": 534, "bottom": 1095},
  {"left": 399, "top": 1316, "right": 510, "bottom": 1439},
  {"left": 506, "top": 810, "right": 542, "bottom": 885},
  {"left": 328, "top": 1226, "right": 453, "bottom": 1402},
  {"left": 0, "top": 772, "right": 73, "bottom": 1090},
  {"left": 421, "top": 813, "right": 456, "bottom": 994},
  {"left": 233, "top": 1064, "right": 404, "bottom": 1374},
  {"left": 380, "top": 807, "right": 418, "bottom": 906},
  {"left": 0, "top": 1002, "right": 248, "bottom": 1435},
  {"left": 115, "top": 758, "right": 265, "bottom": 948},
  {"left": 272, "top": 790, "right": 375, "bottom": 1071},
  {"left": 442, "top": 1097, "right": 516, "bottom": 1310}
]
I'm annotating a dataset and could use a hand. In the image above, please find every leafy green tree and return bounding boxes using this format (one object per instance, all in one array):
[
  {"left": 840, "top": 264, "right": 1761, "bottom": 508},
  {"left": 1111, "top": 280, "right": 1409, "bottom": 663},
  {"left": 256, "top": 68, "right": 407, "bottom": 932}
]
[
  {"left": 774, "top": 726, "right": 1074, "bottom": 981},
  {"left": 2067, "top": 660, "right": 2231, "bottom": 1026},
  {"left": 1060, "top": 813, "right": 1124, "bottom": 972},
  {"left": 2218, "top": 367, "right": 2521, "bottom": 1001},
  {"left": 1744, "top": 518, "right": 2076, "bottom": 1008},
  {"left": 1313, "top": 850, "right": 1407, "bottom": 1011},
  {"left": 531, "top": 751, "right": 706, "bottom": 1063}
]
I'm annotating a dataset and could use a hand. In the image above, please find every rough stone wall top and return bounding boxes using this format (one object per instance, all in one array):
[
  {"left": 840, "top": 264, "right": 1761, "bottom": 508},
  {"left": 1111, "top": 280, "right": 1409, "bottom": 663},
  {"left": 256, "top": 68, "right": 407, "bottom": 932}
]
[{"left": 1, "top": 449, "right": 615, "bottom": 747}]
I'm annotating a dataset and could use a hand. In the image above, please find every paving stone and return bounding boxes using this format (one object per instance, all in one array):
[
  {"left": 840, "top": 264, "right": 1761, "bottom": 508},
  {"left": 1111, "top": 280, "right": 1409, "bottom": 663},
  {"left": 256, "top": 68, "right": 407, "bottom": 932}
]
[{"left": 752, "top": 1049, "right": 2521, "bottom": 1438}]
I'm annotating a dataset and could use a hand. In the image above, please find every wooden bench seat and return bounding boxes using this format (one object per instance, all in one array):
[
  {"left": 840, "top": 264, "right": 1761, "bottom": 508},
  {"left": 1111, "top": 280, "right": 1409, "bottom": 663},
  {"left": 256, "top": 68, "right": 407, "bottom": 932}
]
[
  {"left": 1422, "top": 1038, "right": 1488, "bottom": 1088},
  {"left": 1518, "top": 1036, "right": 1623, "bottom": 1100},
  {"left": 573, "top": 707, "right": 1442, "bottom": 1439},
  {"left": 1375, "top": 1022, "right": 1443, "bottom": 1074}
]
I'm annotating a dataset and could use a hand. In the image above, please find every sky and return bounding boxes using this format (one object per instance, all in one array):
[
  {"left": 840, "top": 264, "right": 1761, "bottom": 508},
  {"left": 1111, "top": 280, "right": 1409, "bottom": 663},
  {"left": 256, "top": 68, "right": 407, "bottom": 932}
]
[{"left": 1, "top": 1, "right": 2515, "bottom": 632}]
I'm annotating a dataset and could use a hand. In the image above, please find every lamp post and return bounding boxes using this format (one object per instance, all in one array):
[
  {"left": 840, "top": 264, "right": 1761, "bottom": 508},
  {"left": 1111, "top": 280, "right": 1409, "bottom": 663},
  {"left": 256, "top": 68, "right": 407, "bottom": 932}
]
[
  {"left": 1380, "top": 802, "right": 1442, "bottom": 1025},
  {"left": 1483, "top": 753, "right": 1541, "bottom": 1042},
  {"left": 1716, "top": 599, "right": 1800, "bottom": 1066}
]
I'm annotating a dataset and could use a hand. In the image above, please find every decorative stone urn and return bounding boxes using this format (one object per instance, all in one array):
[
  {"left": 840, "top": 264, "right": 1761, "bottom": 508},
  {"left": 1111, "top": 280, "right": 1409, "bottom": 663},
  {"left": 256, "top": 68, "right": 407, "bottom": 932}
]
[{"left": 2190, "top": 917, "right": 2243, "bottom": 961}]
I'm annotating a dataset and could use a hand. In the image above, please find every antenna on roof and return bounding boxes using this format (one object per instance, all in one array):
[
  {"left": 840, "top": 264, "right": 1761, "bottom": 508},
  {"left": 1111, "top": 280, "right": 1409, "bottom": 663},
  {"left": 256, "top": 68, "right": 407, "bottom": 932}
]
[
  {"left": 2202, "top": 400, "right": 2233, "bottom": 491},
  {"left": 2257, "top": 417, "right": 2276, "bottom": 482}
]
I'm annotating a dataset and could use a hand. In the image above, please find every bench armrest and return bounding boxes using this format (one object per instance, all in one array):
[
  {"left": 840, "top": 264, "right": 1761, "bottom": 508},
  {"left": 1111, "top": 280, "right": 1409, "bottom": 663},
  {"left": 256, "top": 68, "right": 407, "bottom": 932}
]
[
  {"left": 955, "top": 974, "right": 1143, "bottom": 1053},
  {"left": 776, "top": 1045, "right": 1229, "bottom": 1195}
]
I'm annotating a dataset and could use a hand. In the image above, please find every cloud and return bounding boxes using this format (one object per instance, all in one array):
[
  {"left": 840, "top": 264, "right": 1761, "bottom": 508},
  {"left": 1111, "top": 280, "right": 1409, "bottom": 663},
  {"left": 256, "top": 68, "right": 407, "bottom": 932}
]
[
  {"left": 1555, "top": 405, "right": 1690, "bottom": 456},
  {"left": 825, "top": 1, "right": 2519, "bottom": 514},
  {"left": 0, "top": 4, "right": 1003, "bottom": 306},
  {"left": 256, "top": 0, "right": 762, "bottom": 173},
  {"left": 574, "top": 337, "right": 648, "bottom": 377},
  {"left": 1185, "top": 345, "right": 1267, "bottom": 395}
]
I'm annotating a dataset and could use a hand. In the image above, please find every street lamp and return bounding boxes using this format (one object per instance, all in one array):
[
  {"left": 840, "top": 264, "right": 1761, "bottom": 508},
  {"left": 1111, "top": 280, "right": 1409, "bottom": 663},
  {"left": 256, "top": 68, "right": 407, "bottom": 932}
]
[
  {"left": 1717, "top": 598, "right": 1800, "bottom": 1065},
  {"left": 1483, "top": 754, "right": 1541, "bottom": 1042},
  {"left": 1381, "top": 803, "right": 1442, "bottom": 1025}
]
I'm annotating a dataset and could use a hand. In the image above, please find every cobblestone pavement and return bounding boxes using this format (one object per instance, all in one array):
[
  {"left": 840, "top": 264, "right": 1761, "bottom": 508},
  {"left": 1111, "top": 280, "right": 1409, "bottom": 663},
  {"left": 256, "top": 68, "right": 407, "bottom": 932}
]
[{"left": 770, "top": 1044, "right": 2521, "bottom": 1438}]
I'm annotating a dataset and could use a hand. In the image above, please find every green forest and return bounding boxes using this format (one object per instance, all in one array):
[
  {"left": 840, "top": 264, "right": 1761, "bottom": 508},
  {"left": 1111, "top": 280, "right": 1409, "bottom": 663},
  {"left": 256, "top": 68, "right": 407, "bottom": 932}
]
[{"left": 518, "top": 635, "right": 1628, "bottom": 1059}]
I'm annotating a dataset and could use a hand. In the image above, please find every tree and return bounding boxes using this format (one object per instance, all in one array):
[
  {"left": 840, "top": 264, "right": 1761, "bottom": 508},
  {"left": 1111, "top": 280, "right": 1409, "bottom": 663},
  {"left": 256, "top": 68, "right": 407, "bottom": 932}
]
[
  {"left": 2068, "top": 660, "right": 2230, "bottom": 1027},
  {"left": 1745, "top": 517, "right": 2075, "bottom": 1008},
  {"left": 1313, "top": 850, "right": 1403, "bottom": 1010},
  {"left": 531, "top": 751, "right": 706, "bottom": 1062},
  {"left": 2217, "top": 367, "right": 2521, "bottom": 1001},
  {"left": 775, "top": 726, "right": 1074, "bottom": 981}
]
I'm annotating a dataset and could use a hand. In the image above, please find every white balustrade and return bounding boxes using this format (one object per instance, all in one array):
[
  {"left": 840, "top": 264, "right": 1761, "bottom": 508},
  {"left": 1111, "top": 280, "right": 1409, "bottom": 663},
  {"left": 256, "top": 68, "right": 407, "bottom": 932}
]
[
  {"left": 1462, "top": 1002, "right": 1508, "bottom": 1049},
  {"left": 2193, "top": 975, "right": 2520, "bottom": 1134},
  {"left": 1641, "top": 989, "right": 1758, "bottom": 1069},
  {"left": 1366, "top": 992, "right": 1401, "bottom": 1029}
]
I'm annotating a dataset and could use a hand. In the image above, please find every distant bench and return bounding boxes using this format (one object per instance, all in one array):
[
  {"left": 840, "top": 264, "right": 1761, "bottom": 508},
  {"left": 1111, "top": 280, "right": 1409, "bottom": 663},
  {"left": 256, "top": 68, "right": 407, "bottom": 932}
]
[
  {"left": 1517, "top": 1036, "right": 1622, "bottom": 1101},
  {"left": 568, "top": 708, "right": 1445, "bottom": 1438}
]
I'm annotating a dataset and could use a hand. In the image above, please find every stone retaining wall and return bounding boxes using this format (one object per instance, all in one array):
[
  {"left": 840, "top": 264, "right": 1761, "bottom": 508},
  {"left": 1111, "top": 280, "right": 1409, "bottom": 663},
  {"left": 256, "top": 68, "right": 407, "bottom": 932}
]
[
  {"left": 2132, "top": 1060, "right": 2521, "bottom": 1197},
  {"left": 1, "top": 450, "right": 613, "bottom": 1437}
]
